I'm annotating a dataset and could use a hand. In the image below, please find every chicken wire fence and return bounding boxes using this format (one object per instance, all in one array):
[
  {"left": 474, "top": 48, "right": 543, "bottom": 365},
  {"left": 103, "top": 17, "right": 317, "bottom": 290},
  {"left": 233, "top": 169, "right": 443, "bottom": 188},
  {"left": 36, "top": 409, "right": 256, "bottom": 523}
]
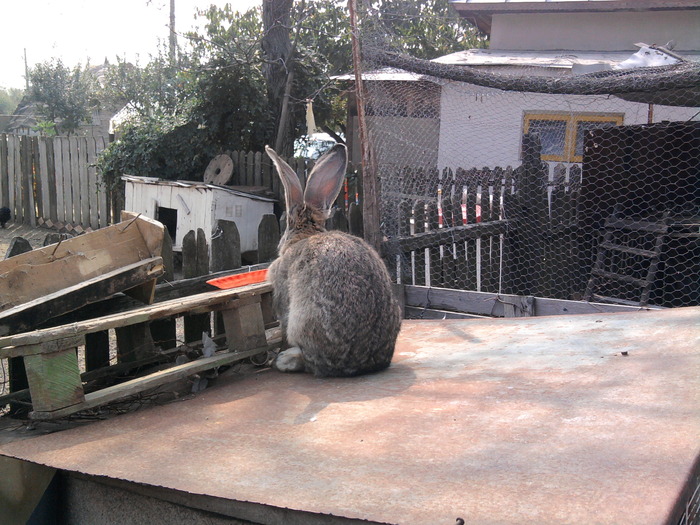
[{"left": 353, "top": 18, "right": 700, "bottom": 310}]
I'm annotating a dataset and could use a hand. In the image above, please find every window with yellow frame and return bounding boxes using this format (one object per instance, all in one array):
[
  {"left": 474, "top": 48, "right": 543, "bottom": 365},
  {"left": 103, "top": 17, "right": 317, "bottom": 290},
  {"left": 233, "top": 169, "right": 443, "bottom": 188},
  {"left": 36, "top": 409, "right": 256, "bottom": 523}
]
[{"left": 523, "top": 113, "right": 624, "bottom": 162}]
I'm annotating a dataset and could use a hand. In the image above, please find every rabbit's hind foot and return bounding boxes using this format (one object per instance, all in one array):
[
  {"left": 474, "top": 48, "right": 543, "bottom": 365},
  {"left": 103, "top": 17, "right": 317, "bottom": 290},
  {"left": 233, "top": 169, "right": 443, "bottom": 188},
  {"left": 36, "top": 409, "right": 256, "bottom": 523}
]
[{"left": 273, "top": 347, "right": 305, "bottom": 373}]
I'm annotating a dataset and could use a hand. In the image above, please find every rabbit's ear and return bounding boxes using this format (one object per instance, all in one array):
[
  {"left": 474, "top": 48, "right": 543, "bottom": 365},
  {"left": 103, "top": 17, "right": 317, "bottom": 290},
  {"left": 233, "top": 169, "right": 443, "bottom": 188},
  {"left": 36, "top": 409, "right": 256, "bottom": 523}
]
[
  {"left": 304, "top": 144, "right": 347, "bottom": 212},
  {"left": 266, "top": 146, "right": 304, "bottom": 212}
]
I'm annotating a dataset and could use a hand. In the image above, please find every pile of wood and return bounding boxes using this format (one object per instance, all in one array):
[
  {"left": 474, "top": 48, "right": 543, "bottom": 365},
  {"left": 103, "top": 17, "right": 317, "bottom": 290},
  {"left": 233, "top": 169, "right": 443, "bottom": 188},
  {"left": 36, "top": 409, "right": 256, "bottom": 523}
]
[{"left": 0, "top": 213, "right": 279, "bottom": 421}]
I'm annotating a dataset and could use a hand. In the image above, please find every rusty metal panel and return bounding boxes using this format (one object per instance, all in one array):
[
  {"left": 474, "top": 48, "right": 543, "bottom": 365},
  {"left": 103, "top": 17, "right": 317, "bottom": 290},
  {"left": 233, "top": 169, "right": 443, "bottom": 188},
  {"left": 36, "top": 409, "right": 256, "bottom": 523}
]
[{"left": 1, "top": 307, "right": 698, "bottom": 524}]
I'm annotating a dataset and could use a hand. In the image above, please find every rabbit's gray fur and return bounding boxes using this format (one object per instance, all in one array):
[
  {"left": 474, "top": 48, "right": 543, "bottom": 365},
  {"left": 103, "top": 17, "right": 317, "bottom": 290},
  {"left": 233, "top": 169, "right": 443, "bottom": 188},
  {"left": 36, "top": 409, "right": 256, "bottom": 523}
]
[{"left": 266, "top": 144, "right": 401, "bottom": 377}]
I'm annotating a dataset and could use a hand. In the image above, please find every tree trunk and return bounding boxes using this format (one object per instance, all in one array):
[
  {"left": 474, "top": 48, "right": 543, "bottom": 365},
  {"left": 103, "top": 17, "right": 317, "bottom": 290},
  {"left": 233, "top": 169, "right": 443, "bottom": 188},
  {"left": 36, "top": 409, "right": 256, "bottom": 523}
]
[{"left": 262, "top": 0, "right": 295, "bottom": 156}]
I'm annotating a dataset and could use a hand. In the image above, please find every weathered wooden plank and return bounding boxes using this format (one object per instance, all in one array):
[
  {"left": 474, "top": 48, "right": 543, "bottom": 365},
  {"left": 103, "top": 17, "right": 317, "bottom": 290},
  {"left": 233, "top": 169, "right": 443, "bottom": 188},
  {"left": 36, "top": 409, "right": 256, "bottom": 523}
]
[
  {"left": 86, "top": 137, "right": 99, "bottom": 229},
  {"left": 257, "top": 214, "right": 279, "bottom": 263},
  {"left": 37, "top": 137, "right": 51, "bottom": 221},
  {"left": 18, "top": 136, "right": 29, "bottom": 224},
  {"left": 246, "top": 151, "right": 255, "bottom": 187},
  {"left": 24, "top": 347, "right": 85, "bottom": 413},
  {"left": 116, "top": 321, "right": 155, "bottom": 363},
  {"left": 533, "top": 296, "right": 658, "bottom": 316},
  {"left": 254, "top": 151, "right": 262, "bottom": 187},
  {"left": 95, "top": 137, "right": 109, "bottom": 227},
  {"left": 404, "top": 306, "right": 486, "bottom": 320},
  {"left": 385, "top": 220, "right": 509, "bottom": 256},
  {"left": 404, "top": 285, "right": 653, "bottom": 318},
  {"left": 26, "top": 137, "right": 38, "bottom": 226},
  {"left": 11, "top": 135, "right": 22, "bottom": 223},
  {"left": 0, "top": 217, "right": 162, "bottom": 310},
  {"left": 3, "top": 325, "right": 282, "bottom": 406},
  {"left": 76, "top": 137, "right": 89, "bottom": 228},
  {"left": 44, "top": 138, "right": 58, "bottom": 223},
  {"left": 183, "top": 229, "right": 212, "bottom": 343},
  {"left": 69, "top": 137, "right": 81, "bottom": 226},
  {"left": 405, "top": 285, "right": 533, "bottom": 317},
  {"left": 40, "top": 264, "right": 270, "bottom": 329},
  {"left": 29, "top": 345, "right": 272, "bottom": 420},
  {"left": 222, "top": 299, "right": 267, "bottom": 352},
  {"left": 150, "top": 233, "right": 177, "bottom": 349},
  {"left": 0, "top": 257, "right": 164, "bottom": 337},
  {"left": 0, "top": 134, "right": 8, "bottom": 208},
  {"left": 7, "top": 135, "right": 18, "bottom": 221},
  {"left": 54, "top": 137, "right": 65, "bottom": 223},
  {"left": 85, "top": 331, "right": 111, "bottom": 372},
  {"left": 211, "top": 220, "right": 241, "bottom": 272},
  {"left": 0, "top": 283, "right": 272, "bottom": 352}
]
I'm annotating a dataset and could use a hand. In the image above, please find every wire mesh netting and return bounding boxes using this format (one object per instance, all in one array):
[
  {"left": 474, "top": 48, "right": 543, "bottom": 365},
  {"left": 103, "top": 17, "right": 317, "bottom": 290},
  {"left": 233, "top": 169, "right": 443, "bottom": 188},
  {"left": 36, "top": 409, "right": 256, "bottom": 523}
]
[{"left": 354, "top": 13, "right": 699, "bottom": 310}]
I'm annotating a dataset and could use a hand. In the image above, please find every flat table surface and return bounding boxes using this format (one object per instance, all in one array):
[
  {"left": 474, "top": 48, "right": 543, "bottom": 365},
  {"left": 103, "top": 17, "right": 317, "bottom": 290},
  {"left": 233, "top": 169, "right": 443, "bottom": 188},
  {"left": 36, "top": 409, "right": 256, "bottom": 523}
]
[{"left": 1, "top": 307, "right": 699, "bottom": 524}]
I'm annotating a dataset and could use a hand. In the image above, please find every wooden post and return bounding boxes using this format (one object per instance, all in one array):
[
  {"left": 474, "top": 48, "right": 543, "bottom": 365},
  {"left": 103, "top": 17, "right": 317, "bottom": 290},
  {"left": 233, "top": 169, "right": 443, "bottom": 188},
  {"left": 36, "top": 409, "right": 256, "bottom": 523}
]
[
  {"left": 349, "top": 0, "right": 381, "bottom": 251},
  {"left": 183, "top": 229, "right": 211, "bottom": 343},
  {"left": 0, "top": 134, "right": 8, "bottom": 208},
  {"left": 326, "top": 207, "right": 348, "bottom": 233},
  {"left": 514, "top": 134, "right": 549, "bottom": 297},
  {"left": 85, "top": 331, "right": 110, "bottom": 371},
  {"left": 257, "top": 214, "right": 280, "bottom": 263},
  {"left": 149, "top": 233, "right": 177, "bottom": 350},
  {"left": 211, "top": 220, "right": 242, "bottom": 337},
  {"left": 211, "top": 220, "right": 242, "bottom": 272},
  {"left": 221, "top": 296, "right": 267, "bottom": 355},
  {"left": 116, "top": 323, "right": 155, "bottom": 363},
  {"left": 4, "top": 236, "right": 32, "bottom": 414},
  {"left": 4, "top": 237, "right": 32, "bottom": 259},
  {"left": 24, "top": 335, "right": 86, "bottom": 414}
]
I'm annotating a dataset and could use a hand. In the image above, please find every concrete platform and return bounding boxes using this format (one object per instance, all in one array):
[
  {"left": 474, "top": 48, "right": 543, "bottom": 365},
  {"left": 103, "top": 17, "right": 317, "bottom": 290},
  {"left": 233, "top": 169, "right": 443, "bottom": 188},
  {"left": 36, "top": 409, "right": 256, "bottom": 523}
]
[{"left": 1, "top": 307, "right": 699, "bottom": 524}]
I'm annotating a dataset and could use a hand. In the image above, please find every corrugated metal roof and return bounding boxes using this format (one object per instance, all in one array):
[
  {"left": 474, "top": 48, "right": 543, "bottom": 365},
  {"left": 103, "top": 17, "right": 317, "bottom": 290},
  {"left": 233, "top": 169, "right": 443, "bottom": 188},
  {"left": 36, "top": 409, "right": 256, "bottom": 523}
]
[
  {"left": 336, "top": 49, "right": 700, "bottom": 82},
  {"left": 122, "top": 175, "right": 276, "bottom": 202}
]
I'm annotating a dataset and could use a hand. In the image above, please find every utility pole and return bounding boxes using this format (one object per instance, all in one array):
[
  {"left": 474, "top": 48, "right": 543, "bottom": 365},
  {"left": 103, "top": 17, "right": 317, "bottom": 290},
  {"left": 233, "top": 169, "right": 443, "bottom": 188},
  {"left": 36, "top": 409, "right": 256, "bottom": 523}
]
[
  {"left": 24, "top": 48, "right": 29, "bottom": 90},
  {"left": 169, "top": 0, "right": 176, "bottom": 63}
]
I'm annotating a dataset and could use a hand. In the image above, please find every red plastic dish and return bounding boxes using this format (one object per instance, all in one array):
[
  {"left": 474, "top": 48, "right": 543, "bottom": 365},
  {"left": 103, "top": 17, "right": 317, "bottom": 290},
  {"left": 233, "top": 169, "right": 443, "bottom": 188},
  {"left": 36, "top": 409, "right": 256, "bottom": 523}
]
[{"left": 206, "top": 269, "right": 268, "bottom": 289}]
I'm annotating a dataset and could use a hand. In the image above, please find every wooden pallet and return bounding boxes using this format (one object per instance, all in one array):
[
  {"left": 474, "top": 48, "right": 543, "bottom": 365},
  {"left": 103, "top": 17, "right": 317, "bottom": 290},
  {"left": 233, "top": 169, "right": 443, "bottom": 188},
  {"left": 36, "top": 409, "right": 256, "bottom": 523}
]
[
  {"left": 0, "top": 281, "right": 276, "bottom": 420},
  {"left": 584, "top": 214, "right": 669, "bottom": 307},
  {"left": 0, "top": 212, "right": 166, "bottom": 336}
]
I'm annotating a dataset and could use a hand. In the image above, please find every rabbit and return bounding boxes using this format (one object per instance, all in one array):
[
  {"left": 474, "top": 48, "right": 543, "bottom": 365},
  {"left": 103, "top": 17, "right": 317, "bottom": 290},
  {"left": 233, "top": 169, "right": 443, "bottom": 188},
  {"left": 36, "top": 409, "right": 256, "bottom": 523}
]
[{"left": 265, "top": 143, "right": 402, "bottom": 377}]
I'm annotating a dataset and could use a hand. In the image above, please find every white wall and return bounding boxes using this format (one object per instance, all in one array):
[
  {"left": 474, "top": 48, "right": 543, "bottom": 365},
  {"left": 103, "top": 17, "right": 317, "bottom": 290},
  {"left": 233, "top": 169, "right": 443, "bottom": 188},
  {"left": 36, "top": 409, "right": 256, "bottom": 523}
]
[
  {"left": 436, "top": 81, "right": 700, "bottom": 171},
  {"left": 490, "top": 11, "right": 700, "bottom": 51},
  {"left": 211, "top": 192, "right": 274, "bottom": 253},
  {"left": 124, "top": 181, "right": 274, "bottom": 254}
]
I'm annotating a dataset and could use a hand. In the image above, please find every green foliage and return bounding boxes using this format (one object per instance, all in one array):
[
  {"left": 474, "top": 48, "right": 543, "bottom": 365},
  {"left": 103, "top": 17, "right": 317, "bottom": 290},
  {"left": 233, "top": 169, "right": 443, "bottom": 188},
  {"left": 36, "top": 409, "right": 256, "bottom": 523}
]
[
  {"left": 97, "top": 0, "right": 482, "bottom": 181},
  {"left": 0, "top": 87, "right": 24, "bottom": 116},
  {"left": 365, "top": 0, "right": 485, "bottom": 59},
  {"left": 33, "top": 119, "right": 58, "bottom": 137},
  {"left": 27, "top": 59, "right": 99, "bottom": 135},
  {"left": 98, "top": 4, "right": 271, "bottom": 184}
]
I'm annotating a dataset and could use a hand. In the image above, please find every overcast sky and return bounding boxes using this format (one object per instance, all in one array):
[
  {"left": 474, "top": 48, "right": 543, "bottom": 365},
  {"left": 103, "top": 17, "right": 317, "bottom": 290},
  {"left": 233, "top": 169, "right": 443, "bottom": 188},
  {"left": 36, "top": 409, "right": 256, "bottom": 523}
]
[{"left": 1, "top": 0, "right": 260, "bottom": 90}]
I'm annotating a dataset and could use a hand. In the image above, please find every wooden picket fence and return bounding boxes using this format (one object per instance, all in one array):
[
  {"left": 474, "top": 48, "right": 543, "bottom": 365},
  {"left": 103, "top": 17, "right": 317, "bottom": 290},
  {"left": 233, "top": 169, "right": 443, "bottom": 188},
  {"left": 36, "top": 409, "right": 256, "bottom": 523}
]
[
  {"left": 0, "top": 134, "right": 118, "bottom": 233},
  {"left": 227, "top": 149, "right": 363, "bottom": 206},
  {"left": 0, "top": 138, "right": 361, "bottom": 232},
  {"left": 381, "top": 136, "right": 584, "bottom": 300}
]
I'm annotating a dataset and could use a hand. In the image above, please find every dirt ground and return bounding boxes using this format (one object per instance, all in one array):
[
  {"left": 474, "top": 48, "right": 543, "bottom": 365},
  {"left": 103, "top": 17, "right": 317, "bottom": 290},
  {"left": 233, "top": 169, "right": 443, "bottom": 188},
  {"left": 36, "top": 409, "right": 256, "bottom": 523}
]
[{"left": 0, "top": 222, "right": 56, "bottom": 258}]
